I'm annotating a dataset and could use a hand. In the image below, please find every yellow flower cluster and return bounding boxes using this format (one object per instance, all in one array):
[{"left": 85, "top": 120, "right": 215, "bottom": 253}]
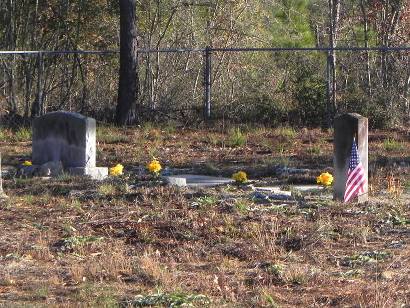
[
  {"left": 232, "top": 171, "right": 248, "bottom": 183},
  {"left": 147, "top": 159, "right": 162, "bottom": 174},
  {"left": 22, "top": 161, "right": 32, "bottom": 166},
  {"left": 109, "top": 164, "right": 124, "bottom": 176},
  {"left": 317, "top": 172, "right": 333, "bottom": 186}
]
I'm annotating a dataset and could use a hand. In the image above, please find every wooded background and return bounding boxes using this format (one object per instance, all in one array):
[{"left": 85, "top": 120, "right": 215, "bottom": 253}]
[{"left": 0, "top": 0, "right": 409, "bottom": 128}]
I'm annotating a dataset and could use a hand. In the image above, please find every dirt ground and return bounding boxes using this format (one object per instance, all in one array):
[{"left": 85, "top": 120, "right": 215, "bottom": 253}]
[{"left": 0, "top": 125, "right": 409, "bottom": 307}]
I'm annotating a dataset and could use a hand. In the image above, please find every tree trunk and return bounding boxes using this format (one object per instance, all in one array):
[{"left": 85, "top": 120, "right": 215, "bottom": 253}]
[
  {"left": 360, "top": 0, "right": 371, "bottom": 97},
  {"left": 328, "top": 0, "right": 340, "bottom": 118},
  {"left": 115, "top": 0, "right": 138, "bottom": 125},
  {"left": 6, "top": 0, "right": 17, "bottom": 114},
  {"left": 31, "top": 53, "right": 44, "bottom": 117}
]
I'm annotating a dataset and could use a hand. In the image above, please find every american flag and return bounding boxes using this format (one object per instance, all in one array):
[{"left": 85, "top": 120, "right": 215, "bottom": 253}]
[{"left": 344, "top": 139, "right": 366, "bottom": 202}]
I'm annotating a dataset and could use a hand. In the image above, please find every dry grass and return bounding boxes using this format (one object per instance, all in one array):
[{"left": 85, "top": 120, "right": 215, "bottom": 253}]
[{"left": 0, "top": 126, "right": 409, "bottom": 306}]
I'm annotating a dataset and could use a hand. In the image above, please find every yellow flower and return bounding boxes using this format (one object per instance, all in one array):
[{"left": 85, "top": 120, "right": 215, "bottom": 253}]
[
  {"left": 147, "top": 159, "right": 162, "bottom": 174},
  {"left": 317, "top": 172, "right": 333, "bottom": 186},
  {"left": 22, "top": 161, "right": 32, "bottom": 166},
  {"left": 232, "top": 171, "right": 248, "bottom": 183},
  {"left": 109, "top": 164, "right": 124, "bottom": 176}
]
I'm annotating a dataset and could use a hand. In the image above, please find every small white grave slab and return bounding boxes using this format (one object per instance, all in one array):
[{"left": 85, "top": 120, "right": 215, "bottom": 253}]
[
  {"left": 254, "top": 186, "right": 286, "bottom": 193},
  {"left": 254, "top": 185, "right": 324, "bottom": 193},
  {"left": 292, "top": 185, "right": 325, "bottom": 192},
  {"left": 164, "top": 174, "right": 234, "bottom": 187},
  {"left": 252, "top": 185, "right": 325, "bottom": 201}
]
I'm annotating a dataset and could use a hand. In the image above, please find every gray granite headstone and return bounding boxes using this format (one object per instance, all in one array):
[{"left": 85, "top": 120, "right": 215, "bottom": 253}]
[
  {"left": 32, "top": 112, "right": 107, "bottom": 180},
  {"left": 33, "top": 112, "right": 96, "bottom": 167},
  {"left": 333, "top": 113, "right": 368, "bottom": 203}
]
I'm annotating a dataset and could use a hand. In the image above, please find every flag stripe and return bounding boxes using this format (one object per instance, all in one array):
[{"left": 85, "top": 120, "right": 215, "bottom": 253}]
[
  {"left": 346, "top": 164, "right": 365, "bottom": 186},
  {"left": 346, "top": 167, "right": 363, "bottom": 189},
  {"left": 344, "top": 139, "right": 367, "bottom": 203},
  {"left": 345, "top": 170, "right": 365, "bottom": 202},
  {"left": 345, "top": 175, "right": 365, "bottom": 199},
  {"left": 345, "top": 176, "right": 366, "bottom": 202},
  {"left": 345, "top": 166, "right": 364, "bottom": 193},
  {"left": 345, "top": 184, "right": 364, "bottom": 202},
  {"left": 347, "top": 164, "right": 363, "bottom": 183},
  {"left": 345, "top": 169, "right": 365, "bottom": 197}
]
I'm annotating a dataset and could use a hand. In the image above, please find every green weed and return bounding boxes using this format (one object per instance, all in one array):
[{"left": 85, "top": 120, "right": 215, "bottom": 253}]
[
  {"left": 32, "top": 286, "right": 49, "bottom": 300},
  {"left": 97, "top": 126, "right": 128, "bottom": 144},
  {"left": 0, "top": 198, "right": 12, "bottom": 210},
  {"left": 202, "top": 162, "right": 219, "bottom": 175},
  {"left": 194, "top": 195, "right": 218, "bottom": 207},
  {"left": 61, "top": 224, "right": 77, "bottom": 236},
  {"left": 342, "top": 251, "right": 391, "bottom": 267},
  {"left": 22, "top": 194, "right": 36, "bottom": 204},
  {"left": 263, "top": 293, "right": 280, "bottom": 308},
  {"left": 383, "top": 138, "right": 403, "bottom": 151},
  {"left": 141, "top": 122, "right": 154, "bottom": 134},
  {"left": 384, "top": 212, "right": 409, "bottom": 226},
  {"left": 0, "top": 253, "right": 21, "bottom": 261},
  {"left": 98, "top": 183, "right": 117, "bottom": 196},
  {"left": 262, "top": 156, "right": 290, "bottom": 168},
  {"left": 307, "top": 144, "right": 322, "bottom": 155},
  {"left": 405, "top": 180, "right": 410, "bottom": 192},
  {"left": 265, "top": 263, "right": 284, "bottom": 277},
  {"left": 0, "top": 128, "right": 9, "bottom": 142},
  {"left": 55, "top": 172, "right": 77, "bottom": 182},
  {"left": 123, "top": 292, "right": 210, "bottom": 307},
  {"left": 338, "top": 269, "right": 364, "bottom": 278},
  {"left": 161, "top": 121, "right": 177, "bottom": 135},
  {"left": 14, "top": 127, "right": 32, "bottom": 142},
  {"left": 276, "top": 126, "right": 297, "bottom": 140},
  {"left": 205, "top": 134, "right": 222, "bottom": 147},
  {"left": 234, "top": 200, "right": 250, "bottom": 214},
  {"left": 286, "top": 266, "right": 309, "bottom": 285},
  {"left": 93, "top": 292, "right": 118, "bottom": 307},
  {"left": 32, "top": 222, "right": 49, "bottom": 231},
  {"left": 74, "top": 283, "right": 118, "bottom": 306},
  {"left": 275, "top": 142, "right": 289, "bottom": 154},
  {"left": 71, "top": 199, "right": 83, "bottom": 211},
  {"left": 227, "top": 128, "right": 247, "bottom": 147},
  {"left": 63, "top": 235, "right": 104, "bottom": 249}
]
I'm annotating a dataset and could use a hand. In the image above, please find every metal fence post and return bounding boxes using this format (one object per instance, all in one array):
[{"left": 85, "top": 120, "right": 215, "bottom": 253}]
[
  {"left": 203, "top": 46, "right": 211, "bottom": 120},
  {"left": 37, "top": 52, "right": 44, "bottom": 115},
  {"left": 325, "top": 51, "right": 332, "bottom": 128}
]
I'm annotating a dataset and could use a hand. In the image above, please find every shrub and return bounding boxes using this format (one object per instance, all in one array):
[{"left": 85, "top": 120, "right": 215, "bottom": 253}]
[{"left": 293, "top": 74, "right": 326, "bottom": 127}]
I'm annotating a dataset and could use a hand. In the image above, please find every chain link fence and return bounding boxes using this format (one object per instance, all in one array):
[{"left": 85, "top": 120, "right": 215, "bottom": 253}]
[{"left": 0, "top": 47, "right": 409, "bottom": 128}]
